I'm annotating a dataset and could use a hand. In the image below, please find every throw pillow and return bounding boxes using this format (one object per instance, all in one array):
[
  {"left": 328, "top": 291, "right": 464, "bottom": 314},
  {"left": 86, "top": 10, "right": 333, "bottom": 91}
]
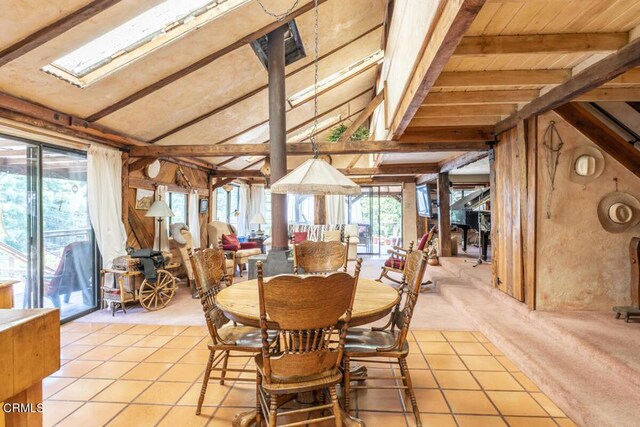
[
  {"left": 222, "top": 233, "right": 241, "bottom": 250},
  {"left": 324, "top": 230, "right": 342, "bottom": 242},
  {"left": 292, "top": 231, "right": 308, "bottom": 244}
]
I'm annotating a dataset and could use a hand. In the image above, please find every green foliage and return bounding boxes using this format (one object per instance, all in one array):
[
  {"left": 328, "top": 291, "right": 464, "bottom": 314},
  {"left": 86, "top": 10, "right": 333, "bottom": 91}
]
[{"left": 327, "top": 123, "right": 370, "bottom": 142}]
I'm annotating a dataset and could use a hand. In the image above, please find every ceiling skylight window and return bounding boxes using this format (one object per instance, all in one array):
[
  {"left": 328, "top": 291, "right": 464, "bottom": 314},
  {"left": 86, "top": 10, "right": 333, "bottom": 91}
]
[
  {"left": 287, "top": 115, "right": 342, "bottom": 143},
  {"left": 43, "top": 0, "right": 247, "bottom": 88},
  {"left": 288, "top": 50, "right": 384, "bottom": 107}
]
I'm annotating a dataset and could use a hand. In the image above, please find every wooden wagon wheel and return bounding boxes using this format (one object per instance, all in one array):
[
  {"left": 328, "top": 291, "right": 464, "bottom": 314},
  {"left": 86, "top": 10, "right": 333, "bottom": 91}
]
[{"left": 139, "top": 270, "right": 176, "bottom": 311}]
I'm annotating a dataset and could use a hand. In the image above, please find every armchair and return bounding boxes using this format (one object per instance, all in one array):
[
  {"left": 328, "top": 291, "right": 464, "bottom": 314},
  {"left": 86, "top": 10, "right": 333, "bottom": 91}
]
[{"left": 207, "top": 221, "right": 261, "bottom": 276}]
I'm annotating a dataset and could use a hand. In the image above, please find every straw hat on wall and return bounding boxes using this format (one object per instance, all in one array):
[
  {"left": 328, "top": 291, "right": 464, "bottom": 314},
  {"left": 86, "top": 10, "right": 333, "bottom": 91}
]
[
  {"left": 568, "top": 146, "right": 605, "bottom": 185},
  {"left": 597, "top": 191, "right": 640, "bottom": 233}
]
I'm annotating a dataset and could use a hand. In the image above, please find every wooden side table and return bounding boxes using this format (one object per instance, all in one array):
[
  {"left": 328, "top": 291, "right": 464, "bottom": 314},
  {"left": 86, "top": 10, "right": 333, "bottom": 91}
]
[{"left": 248, "top": 236, "right": 268, "bottom": 253}]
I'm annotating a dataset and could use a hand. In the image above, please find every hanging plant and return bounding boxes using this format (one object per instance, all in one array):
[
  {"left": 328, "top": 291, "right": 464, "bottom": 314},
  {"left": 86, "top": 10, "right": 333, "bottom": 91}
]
[{"left": 327, "top": 123, "right": 370, "bottom": 142}]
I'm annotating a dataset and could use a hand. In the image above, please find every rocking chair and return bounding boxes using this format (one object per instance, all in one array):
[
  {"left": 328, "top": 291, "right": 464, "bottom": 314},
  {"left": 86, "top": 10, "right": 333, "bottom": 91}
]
[{"left": 377, "top": 228, "right": 434, "bottom": 287}]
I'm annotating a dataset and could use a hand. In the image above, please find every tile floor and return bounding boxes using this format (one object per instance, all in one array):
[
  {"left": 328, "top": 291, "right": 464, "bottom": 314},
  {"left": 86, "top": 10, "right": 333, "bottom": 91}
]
[{"left": 45, "top": 322, "right": 576, "bottom": 427}]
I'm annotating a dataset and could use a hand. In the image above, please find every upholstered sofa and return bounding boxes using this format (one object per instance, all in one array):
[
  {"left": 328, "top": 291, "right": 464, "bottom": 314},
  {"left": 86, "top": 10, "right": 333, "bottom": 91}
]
[
  {"left": 207, "top": 221, "right": 261, "bottom": 276},
  {"left": 265, "top": 224, "right": 359, "bottom": 260}
]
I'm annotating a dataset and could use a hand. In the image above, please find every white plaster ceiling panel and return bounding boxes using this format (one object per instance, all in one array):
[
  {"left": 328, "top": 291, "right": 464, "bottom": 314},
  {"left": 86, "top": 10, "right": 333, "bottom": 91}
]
[
  {"left": 0, "top": 0, "right": 93, "bottom": 50},
  {"left": 0, "top": 0, "right": 305, "bottom": 117},
  {"left": 96, "top": 46, "right": 267, "bottom": 140},
  {"left": 382, "top": 152, "right": 460, "bottom": 164},
  {"left": 450, "top": 157, "right": 490, "bottom": 175}
]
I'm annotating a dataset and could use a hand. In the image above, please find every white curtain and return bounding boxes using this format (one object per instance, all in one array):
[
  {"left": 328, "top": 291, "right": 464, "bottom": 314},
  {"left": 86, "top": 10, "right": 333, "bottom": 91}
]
[
  {"left": 237, "top": 183, "right": 251, "bottom": 237},
  {"left": 326, "top": 195, "right": 345, "bottom": 224},
  {"left": 153, "top": 185, "right": 170, "bottom": 252},
  {"left": 87, "top": 145, "right": 127, "bottom": 267},
  {"left": 188, "top": 190, "right": 201, "bottom": 248},
  {"left": 250, "top": 184, "right": 265, "bottom": 218}
]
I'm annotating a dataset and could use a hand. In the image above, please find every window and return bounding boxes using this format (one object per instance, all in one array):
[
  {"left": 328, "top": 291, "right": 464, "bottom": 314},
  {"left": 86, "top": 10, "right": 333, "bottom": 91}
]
[
  {"left": 287, "top": 115, "right": 342, "bottom": 143},
  {"left": 287, "top": 195, "right": 314, "bottom": 225},
  {"left": 167, "top": 192, "right": 187, "bottom": 225},
  {"left": 288, "top": 50, "right": 384, "bottom": 107},
  {"left": 216, "top": 186, "right": 239, "bottom": 226},
  {"left": 43, "top": 0, "right": 247, "bottom": 87}
]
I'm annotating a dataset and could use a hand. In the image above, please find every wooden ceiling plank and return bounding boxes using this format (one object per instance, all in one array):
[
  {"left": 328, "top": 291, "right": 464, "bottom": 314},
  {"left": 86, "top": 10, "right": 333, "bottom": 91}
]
[
  {"left": 415, "top": 104, "right": 517, "bottom": 117},
  {"left": 400, "top": 127, "right": 494, "bottom": 142},
  {"left": 423, "top": 89, "right": 539, "bottom": 105},
  {"left": 496, "top": 37, "right": 640, "bottom": 133},
  {"left": 0, "top": 0, "right": 122, "bottom": 67},
  {"left": 434, "top": 69, "right": 571, "bottom": 88},
  {"left": 576, "top": 88, "right": 640, "bottom": 102},
  {"left": 453, "top": 33, "right": 628, "bottom": 56},
  {"left": 410, "top": 116, "right": 503, "bottom": 127},
  {"left": 85, "top": 0, "right": 329, "bottom": 122},
  {"left": 391, "top": 0, "right": 487, "bottom": 139},
  {"left": 439, "top": 151, "right": 488, "bottom": 173},
  {"left": 554, "top": 102, "right": 640, "bottom": 178},
  {"left": 338, "top": 90, "right": 384, "bottom": 142}
]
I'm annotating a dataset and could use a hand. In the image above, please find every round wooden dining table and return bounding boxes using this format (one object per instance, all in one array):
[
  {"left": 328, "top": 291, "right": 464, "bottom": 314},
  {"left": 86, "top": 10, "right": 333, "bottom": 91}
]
[{"left": 216, "top": 277, "right": 400, "bottom": 328}]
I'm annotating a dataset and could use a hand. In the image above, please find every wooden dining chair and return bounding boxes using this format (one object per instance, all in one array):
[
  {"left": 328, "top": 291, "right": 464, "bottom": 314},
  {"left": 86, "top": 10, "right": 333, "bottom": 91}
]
[
  {"left": 377, "top": 227, "right": 434, "bottom": 287},
  {"left": 343, "top": 250, "right": 428, "bottom": 426},
  {"left": 292, "top": 237, "right": 350, "bottom": 274},
  {"left": 189, "top": 248, "right": 270, "bottom": 416},
  {"left": 254, "top": 258, "right": 363, "bottom": 426}
]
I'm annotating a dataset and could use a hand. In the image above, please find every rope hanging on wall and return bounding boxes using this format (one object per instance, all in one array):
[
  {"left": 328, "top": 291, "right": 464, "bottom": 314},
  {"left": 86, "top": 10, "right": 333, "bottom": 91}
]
[{"left": 542, "top": 121, "right": 564, "bottom": 219}]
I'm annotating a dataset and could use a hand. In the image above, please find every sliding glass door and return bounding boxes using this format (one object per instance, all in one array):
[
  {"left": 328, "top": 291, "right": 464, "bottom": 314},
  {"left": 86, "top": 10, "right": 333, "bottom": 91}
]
[{"left": 0, "top": 136, "right": 97, "bottom": 321}]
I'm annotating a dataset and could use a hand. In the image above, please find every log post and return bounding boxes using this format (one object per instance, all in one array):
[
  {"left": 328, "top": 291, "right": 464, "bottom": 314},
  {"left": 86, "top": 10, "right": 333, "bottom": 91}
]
[
  {"left": 437, "top": 172, "right": 452, "bottom": 257},
  {"left": 121, "top": 152, "right": 129, "bottom": 233},
  {"left": 314, "top": 196, "right": 326, "bottom": 225}
]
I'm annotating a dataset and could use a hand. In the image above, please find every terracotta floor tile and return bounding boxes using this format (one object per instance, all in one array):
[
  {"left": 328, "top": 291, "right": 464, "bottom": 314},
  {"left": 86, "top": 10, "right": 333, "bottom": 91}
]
[
  {"left": 99, "top": 324, "right": 136, "bottom": 334},
  {"left": 554, "top": 418, "right": 578, "bottom": 426},
  {"left": 412, "top": 331, "right": 446, "bottom": 342},
  {"left": 133, "top": 334, "right": 174, "bottom": 347},
  {"left": 208, "top": 407, "right": 251, "bottom": 426},
  {"left": 144, "top": 347, "right": 190, "bottom": 363},
  {"left": 106, "top": 403, "right": 170, "bottom": 427},
  {"left": 357, "top": 411, "right": 411, "bottom": 426},
  {"left": 357, "top": 388, "right": 405, "bottom": 412},
  {"left": 482, "top": 343, "right": 504, "bottom": 356},
  {"left": 408, "top": 413, "right": 456, "bottom": 427},
  {"left": 472, "top": 372, "right": 524, "bottom": 391},
  {"left": 407, "top": 368, "right": 438, "bottom": 388},
  {"left": 43, "top": 377, "right": 77, "bottom": 399},
  {"left": 157, "top": 405, "right": 215, "bottom": 427},
  {"left": 42, "top": 400, "right": 83, "bottom": 427},
  {"left": 60, "top": 332, "right": 90, "bottom": 346},
  {"left": 531, "top": 392, "right": 566, "bottom": 417},
  {"left": 443, "top": 331, "right": 478, "bottom": 342},
  {"left": 495, "top": 356, "right": 520, "bottom": 372},
  {"left": 152, "top": 325, "right": 188, "bottom": 336},
  {"left": 177, "top": 382, "right": 230, "bottom": 406},
  {"left": 159, "top": 363, "right": 206, "bottom": 382},
  {"left": 504, "top": 416, "right": 558, "bottom": 426},
  {"left": 73, "top": 333, "right": 118, "bottom": 346},
  {"left": 126, "top": 324, "right": 161, "bottom": 335},
  {"left": 179, "top": 326, "right": 209, "bottom": 337},
  {"left": 110, "top": 346, "right": 158, "bottom": 362},
  {"left": 222, "top": 383, "right": 257, "bottom": 407},
  {"left": 433, "top": 370, "right": 481, "bottom": 390},
  {"left": 195, "top": 337, "right": 211, "bottom": 350},
  {"left": 83, "top": 361, "right": 138, "bottom": 379},
  {"left": 417, "top": 341, "right": 456, "bottom": 355},
  {"left": 49, "top": 378, "right": 114, "bottom": 401},
  {"left": 425, "top": 354, "right": 467, "bottom": 370},
  {"left": 455, "top": 415, "right": 507, "bottom": 427},
  {"left": 511, "top": 373, "right": 540, "bottom": 392},
  {"left": 162, "top": 335, "right": 203, "bottom": 349},
  {"left": 472, "top": 332, "right": 491, "bottom": 343},
  {"left": 486, "top": 391, "right": 547, "bottom": 416},
  {"left": 443, "top": 390, "right": 498, "bottom": 415},
  {"left": 65, "top": 323, "right": 109, "bottom": 333},
  {"left": 179, "top": 348, "right": 211, "bottom": 364},
  {"left": 451, "top": 342, "right": 491, "bottom": 356},
  {"left": 411, "top": 388, "right": 451, "bottom": 413},
  {"left": 103, "top": 334, "right": 144, "bottom": 347},
  {"left": 460, "top": 355, "right": 506, "bottom": 371},
  {"left": 121, "top": 362, "right": 173, "bottom": 381},
  {"left": 77, "top": 345, "right": 127, "bottom": 361},
  {"left": 56, "top": 402, "right": 126, "bottom": 427},
  {"left": 405, "top": 352, "right": 429, "bottom": 369},
  {"left": 60, "top": 344, "right": 94, "bottom": 360},
  {"left": 51, "top": 360, "right": 103, "bottom": 378},
  {"left": 134, "top": 381, "right": 191, "bottom": 405},
  {"left": 91, "top": 380, "right": 153, "bottom": 403}
]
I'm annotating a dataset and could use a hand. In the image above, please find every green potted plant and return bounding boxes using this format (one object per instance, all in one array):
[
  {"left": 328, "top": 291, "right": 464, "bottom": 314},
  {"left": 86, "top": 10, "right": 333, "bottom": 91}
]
[{"left": 327, "top": 123, "right": 370, "bottom": 142}]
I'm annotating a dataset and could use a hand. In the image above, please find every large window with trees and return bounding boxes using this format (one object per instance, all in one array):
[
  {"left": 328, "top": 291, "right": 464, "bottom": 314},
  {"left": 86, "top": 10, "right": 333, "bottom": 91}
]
[
  {"left": 216, "top": 185, "right": 239, "bottom": 228},
  {"left": 168, "top": 192, "right": 187, "bottom": 225}
]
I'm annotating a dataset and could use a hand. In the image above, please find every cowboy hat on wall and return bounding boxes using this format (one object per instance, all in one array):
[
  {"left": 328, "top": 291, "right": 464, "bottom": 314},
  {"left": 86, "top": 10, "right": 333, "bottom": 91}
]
[
  {"left": 568, "top": 146, "right": 605, "bottom": 185},
  {"left": 597, "top": 192, "right": 640, "bottom": 233}
]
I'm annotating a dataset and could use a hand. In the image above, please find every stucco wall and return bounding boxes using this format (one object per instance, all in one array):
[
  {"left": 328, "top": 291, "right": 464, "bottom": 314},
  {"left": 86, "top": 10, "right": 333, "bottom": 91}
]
[
  {"left": 535, "top": 112, "right": 640, "bottom": 310},
  {"left": 402, "top": 182, "right": 418, "bottom": 247}
]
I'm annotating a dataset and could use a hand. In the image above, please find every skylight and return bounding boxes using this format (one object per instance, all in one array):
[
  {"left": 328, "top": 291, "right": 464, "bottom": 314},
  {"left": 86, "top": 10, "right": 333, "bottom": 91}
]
[
  {"left": 287, "top": 115, "right": 342, "bottom": 143},
  {"left": 43, "top": 0, "right": 247, "bottom": 88},
  {"left": 288, "top": 50, "right": 385, "bottom": 107}
]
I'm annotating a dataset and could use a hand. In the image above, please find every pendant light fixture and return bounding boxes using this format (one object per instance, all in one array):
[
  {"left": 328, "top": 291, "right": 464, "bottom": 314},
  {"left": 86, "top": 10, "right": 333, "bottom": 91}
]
[{"left": 268, "top": 0, "right": 361, "bottom": 196}]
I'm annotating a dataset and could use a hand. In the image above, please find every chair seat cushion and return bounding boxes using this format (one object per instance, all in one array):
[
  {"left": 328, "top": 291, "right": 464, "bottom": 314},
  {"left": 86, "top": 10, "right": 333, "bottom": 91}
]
[
  {"left": 384, "top": 258, "right": 405, "bottom": 269},
  {"left": 255, "top": 355, "right": 342, "bottom": 393},
  {"left": 344, "top": 328, "right": 408, "bottom": 354},
  {"left": 236, "top": 248, "right": 262, "bottom": 258},
  {"left": 216, "top": 326, "right": 274, "bottom": 348},
  {"left": 240, "top": 242, "right": 258, "bottom": 249}
]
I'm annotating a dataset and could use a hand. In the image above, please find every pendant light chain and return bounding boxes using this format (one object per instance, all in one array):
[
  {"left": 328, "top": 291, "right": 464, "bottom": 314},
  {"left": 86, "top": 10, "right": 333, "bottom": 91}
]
[
  {"left": 311, "top": 0, "right": 320, "bottom": 159},
  {"left": 255, "top": 0, "right": 300, "bottom": 21}
]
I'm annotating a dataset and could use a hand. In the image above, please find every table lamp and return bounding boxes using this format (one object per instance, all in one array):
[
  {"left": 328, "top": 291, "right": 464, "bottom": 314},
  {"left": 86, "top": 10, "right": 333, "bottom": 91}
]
[
  {"left": 250, "top": 213, "right": 267, "bottom": 237},
  {"left": 145, "top": 198, "right": 174, "bottom": 251}
]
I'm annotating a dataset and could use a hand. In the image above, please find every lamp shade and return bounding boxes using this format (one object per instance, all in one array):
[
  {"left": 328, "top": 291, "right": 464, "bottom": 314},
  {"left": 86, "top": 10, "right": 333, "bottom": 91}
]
[
  {"left": 145, "top": 200, "right": 174, "bottom": 218},
  {"left": 270, "top": 158, "right": 360, "bottom": 196},
  {"left": 250, "top": 213, "right": 266, "bottom": 224}
]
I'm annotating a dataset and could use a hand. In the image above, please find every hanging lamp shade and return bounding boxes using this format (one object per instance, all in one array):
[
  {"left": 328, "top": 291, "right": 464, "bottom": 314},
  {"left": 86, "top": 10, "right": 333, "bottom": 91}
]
[{"left": 270, "top": 158, "right": 360, "bottom": 195}]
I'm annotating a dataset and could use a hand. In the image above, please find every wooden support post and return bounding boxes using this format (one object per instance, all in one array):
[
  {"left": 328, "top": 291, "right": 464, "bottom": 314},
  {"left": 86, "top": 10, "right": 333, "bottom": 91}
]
[
  {"left": 121, "top": 152, "right": 129, "bottom": 234},
  {"left": 314, "top": 196, "right": 326, "bottom": 225},
  {"left": 437, "top": 172, "right": 452, "bottom": 257},
  {"left": 268, "top": 25, "right": 289, "bottom": 251},
  {"left": 525, "top": 117, "right": 538, "bottom": 310}
]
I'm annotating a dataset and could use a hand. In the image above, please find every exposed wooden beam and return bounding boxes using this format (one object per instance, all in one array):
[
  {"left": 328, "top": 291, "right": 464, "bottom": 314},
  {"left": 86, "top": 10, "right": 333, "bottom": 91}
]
[
  {"left": 416, "top": 173, "right": 438, "bottom": 185},
  {"left": 554, "top": 103, "right": 640, "bottom": 178},
  {"left": 434, "top": 70, "right": 571, "bottom": 88},
  {"left": 131, "top": 138, "right": 489, "bottom": 158},
  {"left": 398, "top": 127, "right": 493, "bottom": 143},
  {"left": 391, "top": 0, "right": 486, "bottom": 139},
  {"left": 439, "top": 151, "right": 488, "bottom": 173},
  {"left": 212, "top": 163, "right": 440, "bottom": 178},
  {"left": 496, "top": 38, "right": 640, "bottom": 133},
  {"left": 0, "top": 0, "right": 122, "bottom": 67},
  {"left": 128, "top": 157, "right": 157, "bottom": 172},
  {"left": 416, "top": 104, "right": 517, "bottom": 117},
  {"left": 148, "top": 23, "right": 383, "bottom": 143},
  {"left": 424, "top": 89, "right": 539, "bottom": 105},
  {"left": 211, "top": 177, "right": 235, "bottom": 190},
  {"left": 352, "top": 175, "right": 416, "bottom": 184},
  {"left": 86, "top": 0, "right": 329, "bottom": 122},
  {"left": 338, "top": 91, "right": 384, "bottom": 142},
  {"left": 410, "top": 116, "right": 502, "bottom": 127},
  {"left": 453, "top": 33, "right": 627, "bottom": 56}
]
